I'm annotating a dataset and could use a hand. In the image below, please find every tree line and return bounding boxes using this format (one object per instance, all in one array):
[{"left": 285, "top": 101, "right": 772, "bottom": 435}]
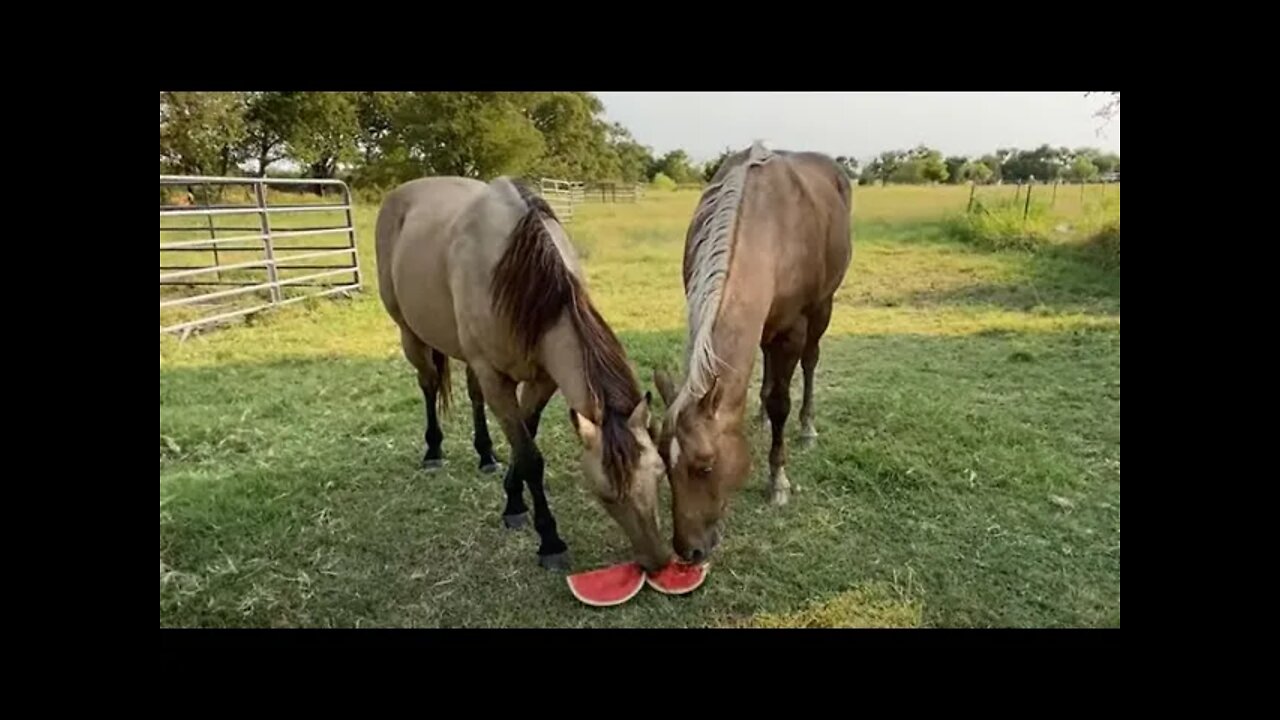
[
  {"left": 159, "top": 91, "right": 705, "bottom": 189},
  {"left": 842, "top": 144, "right": 1119, "bottom": 185},
  {"left": 160, "top": 92, "right": 1119, "bottom": 189}
]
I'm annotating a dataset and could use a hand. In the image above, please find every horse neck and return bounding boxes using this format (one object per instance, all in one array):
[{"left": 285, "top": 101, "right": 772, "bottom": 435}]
[
  {"left": 537, "top": 316, "right": 606, "bottom": 421},
  {"left": 704, "top": 239, "right": 774, "bottom": 420}
]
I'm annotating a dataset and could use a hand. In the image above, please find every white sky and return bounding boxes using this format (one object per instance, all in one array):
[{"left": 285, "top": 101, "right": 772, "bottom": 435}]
[{"left": 594, "top": 92, "right": 1119, "bottom": 164}]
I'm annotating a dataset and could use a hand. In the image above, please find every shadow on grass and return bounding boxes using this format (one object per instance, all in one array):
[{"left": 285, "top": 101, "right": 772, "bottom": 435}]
[{"left": 161, "top": 327, "right": 1120, "bottom": 628}]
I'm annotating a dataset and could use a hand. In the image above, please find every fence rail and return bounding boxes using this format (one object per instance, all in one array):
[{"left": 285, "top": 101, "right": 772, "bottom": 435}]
[
  {"left": 536, "top": 178, "right": 647, "bottom": 218},
  {"left": 578, "top": 182, "right": 645, "bottom": 203},
  {"left": 159, "top": 175, "right": 361, "bottom": 337},
  {"left": 537, "top": 178, "right": 579, "bottom": 221}
]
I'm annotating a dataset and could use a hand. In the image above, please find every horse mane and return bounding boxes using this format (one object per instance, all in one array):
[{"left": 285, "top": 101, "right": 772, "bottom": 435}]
[
  {"left": 490, "top": 180, "right": 642, "bottom": 497},
  {"left": 679, "top": 141, "right": 774, "bottom": 406}
]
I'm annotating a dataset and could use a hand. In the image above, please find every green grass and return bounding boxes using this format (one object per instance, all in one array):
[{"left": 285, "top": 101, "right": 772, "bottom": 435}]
[{"left": 160, "top": 185, "right": 1120, "bottom": 628}]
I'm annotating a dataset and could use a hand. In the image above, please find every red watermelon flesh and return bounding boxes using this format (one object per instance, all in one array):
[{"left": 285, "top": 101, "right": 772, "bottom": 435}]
[
  {"left": 566, "top": 562, "right": 646, "bottom": 607},
  {"left": 645, "top": 560, "right": 709, "bottom": 595}
]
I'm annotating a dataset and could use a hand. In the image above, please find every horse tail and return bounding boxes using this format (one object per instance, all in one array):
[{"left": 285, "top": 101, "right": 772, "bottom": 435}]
[{"left": 432, "top": 350, "right": 452, "bottom": 414}]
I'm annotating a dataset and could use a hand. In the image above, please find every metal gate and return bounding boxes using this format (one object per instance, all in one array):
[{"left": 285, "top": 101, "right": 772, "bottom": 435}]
[
  {"left": 160, "top": 175, "right": 361, "bottom": 337},
  {"left": 538, "top": 178, "right": 578, "bottom": 222}
]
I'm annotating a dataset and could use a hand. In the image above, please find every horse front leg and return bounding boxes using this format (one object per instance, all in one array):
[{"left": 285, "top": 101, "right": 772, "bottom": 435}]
[
  {"left": 474, "top": 366, "right": 569, "bottom": 570},
  {"left": 764, "top": 324, "right": 805, "bottom": 506}
]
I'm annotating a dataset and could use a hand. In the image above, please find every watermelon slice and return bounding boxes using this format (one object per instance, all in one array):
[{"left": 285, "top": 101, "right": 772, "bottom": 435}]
[
  {"left": 566, "top": 562, "right": 646, "bottom": 607},
  {"left": 645, "top": 560, "right": 709, "bottom": 595}
]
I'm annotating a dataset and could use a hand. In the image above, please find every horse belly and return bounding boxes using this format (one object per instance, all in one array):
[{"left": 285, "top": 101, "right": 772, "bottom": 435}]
[{"left": 392, "top": 236, "right": 464, "bottom": 359}]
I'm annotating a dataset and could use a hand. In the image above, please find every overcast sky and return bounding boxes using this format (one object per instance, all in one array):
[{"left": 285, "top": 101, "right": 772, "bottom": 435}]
[{"left": 594, "top": 92, "right": 1119, "bottom": 164}]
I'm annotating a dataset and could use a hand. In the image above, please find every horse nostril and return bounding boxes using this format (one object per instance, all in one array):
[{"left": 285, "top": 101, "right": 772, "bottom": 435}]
[{"left": 689, "top": 548, "right": 705, "bottom": 563}]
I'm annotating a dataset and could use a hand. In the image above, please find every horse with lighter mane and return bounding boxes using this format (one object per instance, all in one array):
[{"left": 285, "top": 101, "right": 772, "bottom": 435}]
[
  {"left": 654, "top": 142, "right": 853, "bottom": 564},
  {"left": 376, "top": 176, "right": 670, "bottom": 572}
]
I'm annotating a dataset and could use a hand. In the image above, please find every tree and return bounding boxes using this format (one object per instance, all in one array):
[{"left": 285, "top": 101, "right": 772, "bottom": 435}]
[
  {"left": 239, "top": 92, "right": 304, "bottom": 177},
  {"left": 286, "top": 92, "right": 361, "bottom": 179},
  {"left": 917, "top": 148, "right": 949, "bottom": 183},
  {"left": 524, "top": 92, "right": 618, "bottom": 180},
  {"left": 606, "top": 123, "right": 655, "bottom": 183},
  {"left": 978, "top": 154, "right": 1003, "bottom": 183},
  {"left": 1001, "top": 144, "right": 1067, "bottom": 183},
  {"left": 354, "top": 92, "right": 407, "bottom": 166},
  {"left": 1065, "top": 156, "right": 1100, "bottom": 183},
  {"left": 865, "top": 150, "right": 906, "bottom": 184},
  {"left": 959, "top": 161, "right": 993, "bottom": 184},
  {"left": 945, "top": 156, "right": 968, "bottom": 184},
  {"left": 650, "top": 149, "right": 698, "bottom": 185},
  {"left": 889, "top": 161, "right": 925, "bottom": 184},
  {"left": 160, "top": 92, "right": 247, "bottom": 176},
  {"left": 1091, "top": 152, "right": 1120, "bottom": 175},
  {"left": 1089, "top": 91, "right": 1120, "bottom": 122},
  {"left": 703, "top": 147, "right": 736, "bottom": 182},
  {"left": 392, "top": 92, "right": 544, "bottom": 180},
  {"left": 834, "top": 156, "right": 860, "bottom": 180},
  {"left": 886, "top": 146, "right": 948, "bottom": 184}
]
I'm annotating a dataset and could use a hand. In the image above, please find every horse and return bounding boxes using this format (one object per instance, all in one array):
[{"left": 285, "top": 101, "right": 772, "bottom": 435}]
[
  {"left": 375, "top": 176, "right": 670, "bottom": 572},
  {"left": 652, "top": 142, "right": 853, "bottom": 564}
]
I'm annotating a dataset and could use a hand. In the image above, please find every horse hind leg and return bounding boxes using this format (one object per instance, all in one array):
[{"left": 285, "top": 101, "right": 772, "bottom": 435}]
[
  {"left": 758, "top": 346, "right": 772, "bottom": 429},
  {"left": 399, "top": 328, "right": 446, "bottom": 470},
  {"left": 465, "top": 365, "right": 502, "bottom": 475},
  {"left": 798, "top": 298, "right": 833, "bottom": 449}
]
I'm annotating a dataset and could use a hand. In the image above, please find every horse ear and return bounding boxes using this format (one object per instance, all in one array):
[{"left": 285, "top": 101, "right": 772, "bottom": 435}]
[
  {"left": 569, "top": 408, "right": 601, "bottom": 450},
  {"left": 653, "top": 369, "right": 677, "bottom": 406},
  {"left": 628, "top": 393, "right": 651, "bottom": 429},
  {"left": 698, "top": 375, "right": 722, "bottom": 417}
]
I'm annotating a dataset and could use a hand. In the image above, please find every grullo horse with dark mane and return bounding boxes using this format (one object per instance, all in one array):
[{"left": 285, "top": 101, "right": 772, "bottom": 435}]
[{"left": 376, "top": 177, "right": 670, "bottom": 572}]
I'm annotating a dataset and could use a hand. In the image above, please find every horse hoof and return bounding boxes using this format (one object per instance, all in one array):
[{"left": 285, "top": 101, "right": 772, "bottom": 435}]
[
  {"left": 479, "top": 462, "right": 502, "bottom": 475},
  {"left": 771, "top": 488, "right": 791, "bottom": 506},
  {"left": 538, "top": 551, "right": 571, "bottom": 572},
  {"left": 502, "top": 512, "right": 528, "bottom": 529},
  {"left": 422, "top": 458, "right": 444, "bottom": 471},
  {"left": 798, "top": 433, "right": 818, "bottom": 449}
]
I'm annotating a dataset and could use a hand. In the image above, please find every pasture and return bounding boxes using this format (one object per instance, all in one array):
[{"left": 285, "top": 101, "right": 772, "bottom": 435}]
[{"left": 159, "top": 183, "right": 1120, "bottom": 628}]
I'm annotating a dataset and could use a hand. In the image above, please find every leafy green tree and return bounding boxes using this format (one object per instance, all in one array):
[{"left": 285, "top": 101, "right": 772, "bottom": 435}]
[
  {"left": 289, "top": 92, "right": 361, "bottom": 179},
  {"left": 159, "top": 92, "right": 247, "bottom": 176},
  {"left": 607, "top": 124, "right": 655, "bottom": 183},
  {"left": 1065, "top": 156, "right": 1100, "bottom": 182},
  {"left": 393, "top": 92, "right": 544, "bottom": 179},
  {"left": 703, "top": 147, "right": 736, "bottom": 181},
  {"left": 649, "top": 149, "right": 699, "bottom": 184},
  {"left": 239, "top": 92, "right": 304, "bottom": 176},
  {"left": 834, "top": 155, "right": 860, "bottom": 180},
  {"left": 960, "top": 161, "right": 993, "bottom": 184}
]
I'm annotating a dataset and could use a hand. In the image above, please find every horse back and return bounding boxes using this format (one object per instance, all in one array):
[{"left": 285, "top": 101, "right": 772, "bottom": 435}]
[
  {"left": 746, "top": 152, "right": 852, "bottom": 314},
  {"left": 375, "top": 176, "right": 488, "bottom": 355}
]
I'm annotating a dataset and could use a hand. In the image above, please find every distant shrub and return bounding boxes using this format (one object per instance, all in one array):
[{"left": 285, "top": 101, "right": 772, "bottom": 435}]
[
  {"left": 1082, "top": 221, "right": 1120, "bottom": 269},
  {"left": 943, "top": 199, "right": 1054, "bottom": 252},
  {"left": 650, "top": 173, "right": 677, "bottom": 191}
]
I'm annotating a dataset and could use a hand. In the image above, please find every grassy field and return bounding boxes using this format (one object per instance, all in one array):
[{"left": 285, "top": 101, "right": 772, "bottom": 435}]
[{"left": 159, "top": 183, "right": 1120, "bottom": 628}]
